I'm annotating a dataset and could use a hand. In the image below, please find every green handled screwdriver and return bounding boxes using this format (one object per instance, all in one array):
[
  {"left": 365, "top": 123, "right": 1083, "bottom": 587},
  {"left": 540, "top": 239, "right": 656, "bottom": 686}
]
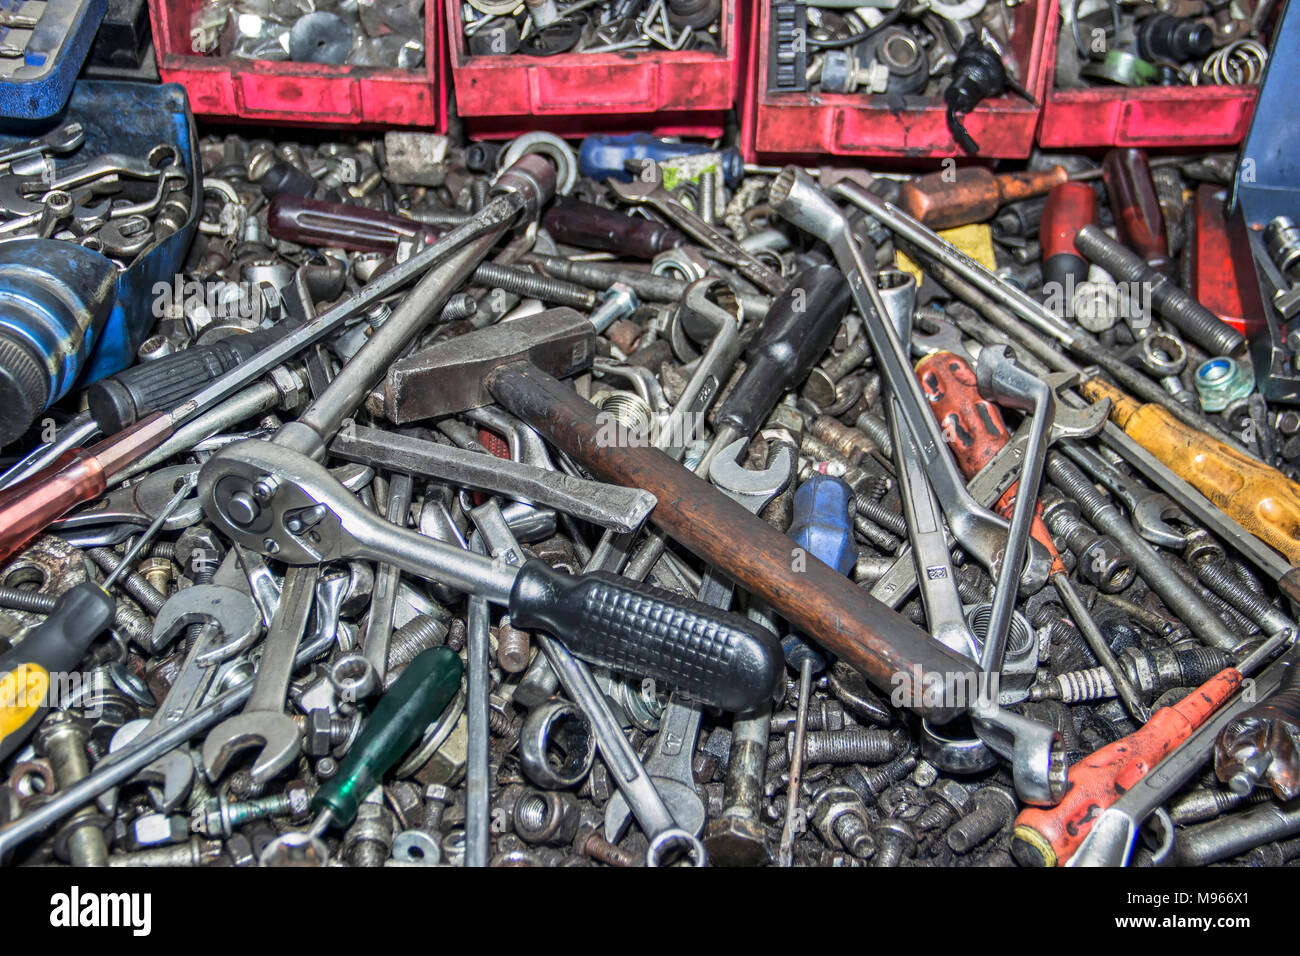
[{"left": 308, "top": 646, "right": 464, "bottom": 833}]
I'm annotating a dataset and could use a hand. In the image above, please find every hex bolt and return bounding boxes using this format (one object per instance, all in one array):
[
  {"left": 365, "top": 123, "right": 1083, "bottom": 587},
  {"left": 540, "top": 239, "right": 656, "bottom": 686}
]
[
  {"left": 1039, "top": 488, "right": 1134, "bottom": 593},
  {"left": 1074, "top": 224, "right": 1246, "bottom": 356},
  {"left": 804, "top": 338, "right": 872, "bottom": 406},
  {"left": 423, "top": 784, "right": 451, "bottom": 835},
  {"left": 811, "top": 786, "right": 876, "bottom": 860},
  {"left": 192, "top": 786, "right": 310, "bottom": 837},
  {"left": 791, "top": 727, "right": 897, "bottom": 765},
  {"left": 137, "top": 557, "right": 176, "bottom": 596},
  {"left": 705, "top": 702, "right": 772, "bottom": 866},
  {"left": 343, "top": 789, "right": 394, "bottom": 867},
  {"left": 472, "top": 261, "right": 596, "bottom": 311},
  {"left": 87, "top": 547, "right": 167, "bottom": 615},
  {"left": 573, "top": 825, "right": 641, "bottom": 867},
  {"left": 770, "top": 699, "right": 845, "bottom": 734},
  {"left": 914, "top": 780, "right": 972, "bottom": 833},
  {"left": 294, "top": 709, "right": 356, "bottom": 756},
  {"left": 872, "top": 818, "right": 916, "bottom": 867},
  {"left": 35, "top": 712, "right": 108, "bottom": 866},
  {"left": 947, "top": 786, "right": 1016, "bottom": 854},
  {"left": 843, "top": 752, "right": 919, "bottom": 804},
  {"left": 109, "top": 839, "right": 224, "bottom": 867}
]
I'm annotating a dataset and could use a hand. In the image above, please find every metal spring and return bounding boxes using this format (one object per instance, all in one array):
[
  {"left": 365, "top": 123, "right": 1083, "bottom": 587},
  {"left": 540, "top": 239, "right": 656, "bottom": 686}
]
[{"left": 1194, "top": 39, "right": 1267, "bottom": 86}]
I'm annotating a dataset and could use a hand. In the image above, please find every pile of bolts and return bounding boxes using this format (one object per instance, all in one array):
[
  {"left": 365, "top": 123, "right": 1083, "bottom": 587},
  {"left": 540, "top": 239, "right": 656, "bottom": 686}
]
[{"left": 1, "top": 127, "right": 1298, "bottom": 869}]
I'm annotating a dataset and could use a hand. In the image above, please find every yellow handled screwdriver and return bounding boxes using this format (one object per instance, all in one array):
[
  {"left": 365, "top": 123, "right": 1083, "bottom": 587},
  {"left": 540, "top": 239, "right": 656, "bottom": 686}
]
[
  {"left": 1081, "top": 379, "right": 1300, "bottom": 565},
  {"left": 0, "top": 474, "right": 195, "bottom": 761}
]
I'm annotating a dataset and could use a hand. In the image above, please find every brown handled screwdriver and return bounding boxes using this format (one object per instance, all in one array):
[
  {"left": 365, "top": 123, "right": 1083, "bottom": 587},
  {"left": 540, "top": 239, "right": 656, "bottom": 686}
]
[
  {"left": 268, "top": 195, "right": 442, "bottom": 252},
  {"left": 1083, "top": 378, "right": 1300, "bottom": 565},
  {"left": 1102, "top": 148, "right": 1171, "bottom": 276}
]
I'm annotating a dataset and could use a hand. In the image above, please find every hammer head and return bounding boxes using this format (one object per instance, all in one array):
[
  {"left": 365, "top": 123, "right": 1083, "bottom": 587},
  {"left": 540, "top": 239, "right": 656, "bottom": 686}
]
[{"left": 385, "top": 307, "right": 594, "bottom": 423}]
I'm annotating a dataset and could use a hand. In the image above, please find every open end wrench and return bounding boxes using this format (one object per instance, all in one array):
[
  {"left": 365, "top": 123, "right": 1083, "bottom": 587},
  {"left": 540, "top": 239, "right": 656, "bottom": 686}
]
[
  {"left": 768, "top": 166, "right": 1050, "bottom": 593},
  {"left": 608, "top": 160, "right": 786, "bottom": 296},
  {"left": 201, "top": 565, "right": 319, "bottom": 783},
  {"left": 104, "top": 585, "right": 262, "bottom": 812},
  {"left": 1061, "top": 443, "right": 1190, "bottom": 549}
]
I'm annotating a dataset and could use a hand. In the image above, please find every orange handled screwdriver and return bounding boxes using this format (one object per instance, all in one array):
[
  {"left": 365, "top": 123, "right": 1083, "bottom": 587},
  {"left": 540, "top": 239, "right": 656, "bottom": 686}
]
[
  {"left": 916, "top": 343, "right": 1151, "bottom": 721},
  {"left": 1082, "top": 378, "right": 1300, "bottom": 565},
  {"left": 1011, "top": 665, "right": 1245, "bottom": 867}
]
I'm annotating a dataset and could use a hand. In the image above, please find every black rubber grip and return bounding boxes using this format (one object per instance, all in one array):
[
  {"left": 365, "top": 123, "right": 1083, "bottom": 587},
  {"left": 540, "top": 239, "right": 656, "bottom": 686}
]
[
  {"left": 87, "top": 324, "right": 294, "bottom": 432},
  {"left": 507, "top": 559, "right": 782, "bottom": 712}
]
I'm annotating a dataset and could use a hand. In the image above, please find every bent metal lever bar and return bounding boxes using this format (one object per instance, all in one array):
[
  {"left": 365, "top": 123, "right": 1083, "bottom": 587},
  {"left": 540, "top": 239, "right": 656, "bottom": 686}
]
[{"left": 197, "top": 440, "right": 783, "bottom": 713}]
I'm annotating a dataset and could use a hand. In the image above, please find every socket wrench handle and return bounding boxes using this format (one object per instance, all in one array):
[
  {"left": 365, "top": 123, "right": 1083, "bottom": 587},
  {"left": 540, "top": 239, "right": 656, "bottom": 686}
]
[{"left": 508, "top": 561, "right": 784, "bottom": 713}]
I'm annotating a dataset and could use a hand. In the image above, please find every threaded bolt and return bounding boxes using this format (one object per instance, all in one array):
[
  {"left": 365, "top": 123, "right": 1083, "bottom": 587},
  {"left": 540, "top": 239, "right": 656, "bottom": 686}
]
[
  {"left": 496, "top": 617, "right": 531, "bottom": 674},
  {"left": 440, "top": 293, "right": 478, "bottom": 323},
  {"left": 947, "top": 787, "right": 1016, "bottom": 854},
  {"left": 386, "top": 614, "right": 447, "bottom": 680},
  {"left": 843, "top": 752, "right": 918, "bottom": 803},
  {"left": 138, "top": 557, "right": 176, "bottom": 596},
  {"left": 0, "top": 586, "right": 56, "bottom": 613},
  {"left": 574, "top": 826, "right": 641, "bottom": 866},
  {"left": 193, "top": 791, "right": 300, "bottom": 837},
  {"left": 87, "top": 547, "right": 166, "bottom": 615},
  {"left": 804, "top": 338, "right": 872, "bottom": 406},
  {"left": 793, "top": 727, "right": 897, "bottom": 765},
  {"left": 1196, "top": 560, "right": 1292, "bottom": 634},
  {"left": 109, "top": 839, "right": 223, "bottom": 867},
  {"left": 853, "top": 413, "right": 894, "bottom": 458},
  {"left": 1169, "top": 787, "right": 1272, "bottom": 825},
  {"left": 1074, "top": 224, "right": 1244, "bottom": 356},
  {"left": 473, "top": 261, "right": 596, "bottom": 310},
  {"left": 812, "top": 416, "right": 876, "bottom": 464},
  {"left": 854, "top": 493, "right": 908, "bottom": 539},
  {"left": 872, "top": 819, "right": 916, "bottom": 867},
  {"left": 35, "top": 712, "right": 108, "bottom": 866}
]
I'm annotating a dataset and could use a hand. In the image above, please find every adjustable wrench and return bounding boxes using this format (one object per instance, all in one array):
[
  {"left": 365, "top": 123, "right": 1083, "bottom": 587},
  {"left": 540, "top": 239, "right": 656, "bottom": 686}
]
[
  {"left": 200, "top": 565, "right": 320, "bottom": 783},
  {"left": 608, "top": 160, "right": 785, "bottom": 296}
]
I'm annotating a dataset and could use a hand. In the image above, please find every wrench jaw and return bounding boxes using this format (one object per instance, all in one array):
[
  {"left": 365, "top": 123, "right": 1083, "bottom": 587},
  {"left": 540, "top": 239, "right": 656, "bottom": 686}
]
[
  {"left": 134, "top": 750, "right": 198, "bottom": 814},
  {"left": 1131, "top": 496, "right": 1192, "bottom": 549},
  {"left": 972, "top": 707, "right": 1068, "bottom": 807},
  {"left": 201, "top": 714, "right": 303, "bottom": 785},
  {"left": 707, "top": 438, "right": 794, "bottom": 509}
]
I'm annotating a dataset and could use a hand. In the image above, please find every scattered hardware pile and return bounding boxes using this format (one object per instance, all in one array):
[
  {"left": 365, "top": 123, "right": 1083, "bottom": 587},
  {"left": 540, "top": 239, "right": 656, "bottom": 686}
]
[
  {"left": 460, "top": 0, "right": 723, "bottom": 57},
  {"left": 189, "top": 0, "right": 427, "bottom": 67},
  {"left": 1, "top": 124, "right": 1297, "bottom": 869},
  {"left": 1056, "top": 0, "right": 1271, "bottom": 89}
]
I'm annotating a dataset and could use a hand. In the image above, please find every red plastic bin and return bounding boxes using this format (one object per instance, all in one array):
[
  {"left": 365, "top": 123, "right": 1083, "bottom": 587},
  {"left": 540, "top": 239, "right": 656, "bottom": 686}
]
[
  {"left": 1037, "top": 11, "right": 1257, "bottom": 148},
  {"left": 741, "top": 0, "right": 1051, "bottom": 160},
  {"left": 447, "top": 0, "right": 740, "bottom": 139},
  {"left": 147, "top": 0, "right": 446, "bottom": 128}
]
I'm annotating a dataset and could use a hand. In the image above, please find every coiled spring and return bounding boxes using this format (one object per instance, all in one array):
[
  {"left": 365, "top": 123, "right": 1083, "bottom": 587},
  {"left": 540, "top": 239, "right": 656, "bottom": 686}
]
[{"left": 1193, "top": 39, "right": 1267, "bottom": 86}]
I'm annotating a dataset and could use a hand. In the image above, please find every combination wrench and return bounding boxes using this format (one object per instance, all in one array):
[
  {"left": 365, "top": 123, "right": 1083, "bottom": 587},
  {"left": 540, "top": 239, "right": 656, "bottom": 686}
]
[{"left": 769, "top": 166, "right": 1050, "bottom": 593}]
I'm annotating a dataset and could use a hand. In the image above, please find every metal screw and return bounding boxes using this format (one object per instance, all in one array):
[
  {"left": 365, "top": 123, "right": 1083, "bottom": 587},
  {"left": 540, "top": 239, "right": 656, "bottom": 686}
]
[
  {"left": 792, "top": 727, "right": 897, "bottom": 765},
  {"left": 0, "top": 586, "right": 56, "bottom": 613},
  {"left": 804, "top": 338, "right": 872, "bottom": 407},
  {"left": 812, "top": 416, "right": 877, "bottom": 464},
  {"left": 811, "top": 786, "right": 875, "bottom": 860},
  {"left": 423, "top": 784, "right": 451, "bottom": 835},
  {"left": 1194, "top": 559, "right": 1293, "bottom": 635},
  {"left": 109, "top": 839, "right": 223, "bottom": 867},
  {"left": 473, "top": 261, "right": 597, "bottom": 311},
  {"left": 573, "top": 825, "right": 641, "bottom": 866},
  {"left": 193, "top": 789, "right": 306, "bottom": 837},
  {"left": 872, "top": 818, "right": 916, "bottom": 867},
  {"left": 87, "top": 547, "right": 166, "bottom": 615},
  {"left": 842, "top": 752, "right": 919, "bottom": 804},
  {"left": 1039, "top": 488, "right": 1134, "bottom": 593}
]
